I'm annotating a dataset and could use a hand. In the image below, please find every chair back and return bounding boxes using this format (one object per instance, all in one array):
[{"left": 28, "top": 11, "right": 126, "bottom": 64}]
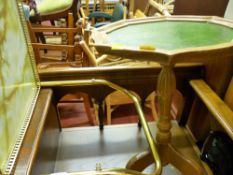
[
  {"left": 144, "top": 0, "right": 170, "bottom": 16},
  {"left": 111, "top": 2, "right": 125, "bottom": 22},
  {"left": 27, "top": 13, "right": 84, "bottom": 65}
]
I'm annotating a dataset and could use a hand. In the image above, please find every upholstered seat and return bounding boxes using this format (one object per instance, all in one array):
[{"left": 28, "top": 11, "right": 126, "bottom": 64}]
[
  {"left": 30, "top": 0, "right": 72, "bottom": 16},
  {"left": 29, "top": 0, "right": 80, "bottom": 23}
]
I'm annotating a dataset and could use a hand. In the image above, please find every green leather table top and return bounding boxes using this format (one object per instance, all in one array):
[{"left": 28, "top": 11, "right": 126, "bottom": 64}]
[{"left": 107, "top": 21, "right": 233, "bottom": 50}]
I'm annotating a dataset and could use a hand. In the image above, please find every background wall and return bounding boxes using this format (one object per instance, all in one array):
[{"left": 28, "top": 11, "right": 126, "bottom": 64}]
[{"left": 173, "top": 0, "right": 229, "bottom": 16}]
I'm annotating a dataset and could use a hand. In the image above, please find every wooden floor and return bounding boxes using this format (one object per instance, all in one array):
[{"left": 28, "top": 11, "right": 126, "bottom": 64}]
[{"left": 53, "top": 122, "right": 182, "bottom": 175}]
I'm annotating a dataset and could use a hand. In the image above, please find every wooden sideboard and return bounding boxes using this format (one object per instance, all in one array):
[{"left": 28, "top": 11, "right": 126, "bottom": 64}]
[{"left": 14, "top": 89, "right": 60, "bottom": 175}]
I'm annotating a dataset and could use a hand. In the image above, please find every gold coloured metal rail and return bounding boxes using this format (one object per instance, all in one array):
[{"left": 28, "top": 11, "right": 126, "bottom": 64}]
[{"left": 41, "top": 79, "right": 162, "bottom": 175}]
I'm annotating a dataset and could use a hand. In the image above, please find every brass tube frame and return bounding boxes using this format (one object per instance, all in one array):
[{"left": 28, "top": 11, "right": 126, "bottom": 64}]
[{"left": 41, "top": 79, "right": 162, "bottom": 175}]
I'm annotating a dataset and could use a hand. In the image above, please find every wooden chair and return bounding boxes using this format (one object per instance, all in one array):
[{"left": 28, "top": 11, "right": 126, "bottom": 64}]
[
  {"left": 104, "top": 88, "right": 185, "bottom": 125},
  {"left": 100, "top": 0, "right": 126, "bottom": 14},
  {"left": 190, "top": 77, "right": 233, "bottom": 175},
  {"left": 105, "top": 91, "right": 158, "bottom": 125},
  {"left": 27, "top": 13, "right": 84, "bottom": 65},
  {"left": 25, "top": 0, "right": 81, "bottom": 47},
  {"left": 81, "top": 0, "right": 125, "bottom": 17},
  {"left": 27, "top": 14, "right": 96, "bottom": 126},
  {"left": 129, "top": 0, "right": 172, "bottom": 18},
  {"left": 58, "top": 93, "right": 95, "bottom": 126},
  {"left": 87, "top": 0, "right": 127, "bottom": 27},
  {"left": 190, "top": 78, "right": 233, "bottom": 140},
  {"left": 144, "top": 0, "right": 172, "bottom": 16}
]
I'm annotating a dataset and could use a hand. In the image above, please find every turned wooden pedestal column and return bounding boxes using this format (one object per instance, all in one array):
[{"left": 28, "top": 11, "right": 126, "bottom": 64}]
[{"left": 156, "top": 65, "right": 176, "bottom": 145}]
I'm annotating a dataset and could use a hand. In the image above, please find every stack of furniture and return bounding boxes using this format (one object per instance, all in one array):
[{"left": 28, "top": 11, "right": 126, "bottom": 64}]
[{"left": 1, "top": 1, "right": 232, "bottom": 175}]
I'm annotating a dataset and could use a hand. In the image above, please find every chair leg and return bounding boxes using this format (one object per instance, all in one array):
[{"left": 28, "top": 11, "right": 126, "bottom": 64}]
[
  {"left": 82, "top": 94, "right": 95, "bottom": 125},
  {"left": 106, "top": 103, "right": 112, "bottom": 125},
  {"left": 55, "top": 103, "right": 63, "bottom": 131},
  {"left": 35, "top": 32, "right": 47, "bottom": 53},
  {"left": 92, "top": 100, "right": 100, "bottom": 126},
  {"left": 50, "top": 20, "right": 57, "bottom": 35},
  {"left": 105, "top": 96, "right": 113, "bottom": 125},
  {"left": 150, "top": 92, "right": 159, "bottom": 121},
  {"left": 145, "top": 91, "right": 159, "bottom": 121}
]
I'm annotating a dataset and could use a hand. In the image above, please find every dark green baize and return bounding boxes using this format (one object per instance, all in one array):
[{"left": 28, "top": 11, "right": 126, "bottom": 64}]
[{"left": 107, "top": 21, "right": 233, "bottom": 50}]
